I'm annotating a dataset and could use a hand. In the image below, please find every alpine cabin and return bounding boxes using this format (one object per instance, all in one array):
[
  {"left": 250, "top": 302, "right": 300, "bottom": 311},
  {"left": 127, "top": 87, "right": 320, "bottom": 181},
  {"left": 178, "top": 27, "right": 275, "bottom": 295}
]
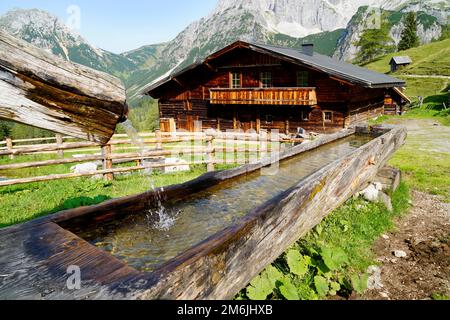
[{"left": 144, "top": 41, "right": 406, "bottom": 134}]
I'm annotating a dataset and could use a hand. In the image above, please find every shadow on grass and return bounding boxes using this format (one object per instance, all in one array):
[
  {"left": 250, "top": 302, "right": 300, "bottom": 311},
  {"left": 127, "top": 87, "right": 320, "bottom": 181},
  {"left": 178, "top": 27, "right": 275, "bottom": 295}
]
[
  {"left": 0, "top": 195, "right": 112, "bottom": 229},
  {"left": 423, "top": 91, "right": 449, "bottom": 111}
]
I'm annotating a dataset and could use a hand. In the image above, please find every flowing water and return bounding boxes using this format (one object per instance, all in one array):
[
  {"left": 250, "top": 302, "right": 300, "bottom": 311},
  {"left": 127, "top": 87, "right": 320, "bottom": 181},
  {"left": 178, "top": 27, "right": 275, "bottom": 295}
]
[
  {"left": 69, "top": 134, "right": 373, "bottom": 272},
  {"left": 120, "top": 120, "right": 176, "bottom": 231}
]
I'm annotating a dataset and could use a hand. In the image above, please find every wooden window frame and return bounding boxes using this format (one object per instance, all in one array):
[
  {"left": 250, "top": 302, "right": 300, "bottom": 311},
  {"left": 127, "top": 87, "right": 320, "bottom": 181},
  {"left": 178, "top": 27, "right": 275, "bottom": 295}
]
[
  {"left": 260, "top": 71, "right": 273, "bottom": 88},
  {"left": 323, "top": 111, "right": 333, "bottom": 123},
  {"left": 230, "top": 72, "right": 242, "bottom": 89},
  {"left": 296, "top": 71, "right": 309, "bottom": 87},
  {"left": 300, "top": 109, "right": 310, "bottom": 122}
]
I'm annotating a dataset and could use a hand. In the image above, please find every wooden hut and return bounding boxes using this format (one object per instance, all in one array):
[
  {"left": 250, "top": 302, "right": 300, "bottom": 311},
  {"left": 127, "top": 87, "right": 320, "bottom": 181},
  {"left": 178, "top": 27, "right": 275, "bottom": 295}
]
[
  {"left": 390, "top": 56, "right": 412, "bottom": 72},
  {"left": 144, "top": 41, "right": 406, "bottom": 134}
]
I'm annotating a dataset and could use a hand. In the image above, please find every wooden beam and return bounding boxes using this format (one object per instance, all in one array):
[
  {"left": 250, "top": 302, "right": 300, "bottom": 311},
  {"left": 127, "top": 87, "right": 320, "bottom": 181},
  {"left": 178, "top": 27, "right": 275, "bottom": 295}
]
[{"left": 0, "top": 31, "right": 127, "bottom": 144}]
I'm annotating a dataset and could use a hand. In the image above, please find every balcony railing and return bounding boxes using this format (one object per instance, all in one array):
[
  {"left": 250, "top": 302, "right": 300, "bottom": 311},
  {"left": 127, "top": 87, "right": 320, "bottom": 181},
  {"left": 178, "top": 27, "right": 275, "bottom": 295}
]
[{"left": 209, "top": 87, "right": 317, "bottom": 106}]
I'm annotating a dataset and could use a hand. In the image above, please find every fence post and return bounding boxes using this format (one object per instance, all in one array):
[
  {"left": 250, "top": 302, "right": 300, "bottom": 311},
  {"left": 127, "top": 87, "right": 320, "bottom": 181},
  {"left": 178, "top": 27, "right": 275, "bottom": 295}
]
[
  {"left": 102, "top": 144, "right": 114, "bottom": 181},
  {"left": 6, "top": 137, "right": 13, "bottom": 160},
  {"left": 55, "top": 134, "right": 64, "bottom": 158},
  {"left": 156, "top": 129, "right": 162, "bottom": 150},
  {"left": 207, "top": 137, "right": 215, "bottom": 172}
]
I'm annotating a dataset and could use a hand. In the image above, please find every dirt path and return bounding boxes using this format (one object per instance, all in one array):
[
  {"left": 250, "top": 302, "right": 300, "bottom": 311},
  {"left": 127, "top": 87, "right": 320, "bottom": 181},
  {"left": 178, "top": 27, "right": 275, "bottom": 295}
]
[
  {"left": 400, "top": 74, "right": 450, "bottom": 80},
  {"left": 363, "top": 191, "right": 450, "bottom": 300}
]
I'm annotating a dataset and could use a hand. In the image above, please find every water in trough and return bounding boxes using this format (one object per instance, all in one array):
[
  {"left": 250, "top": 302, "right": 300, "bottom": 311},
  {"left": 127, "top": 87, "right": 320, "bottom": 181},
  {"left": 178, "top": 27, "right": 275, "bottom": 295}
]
[{"left": 67, "top": 134, "right": 373, "bottom": 272}]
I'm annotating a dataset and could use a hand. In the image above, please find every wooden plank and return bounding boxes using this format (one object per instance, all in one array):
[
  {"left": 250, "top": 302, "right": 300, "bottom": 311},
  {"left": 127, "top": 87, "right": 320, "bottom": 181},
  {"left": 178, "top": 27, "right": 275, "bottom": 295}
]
[{"left": 0, "top": 31, "right": 127, "bottom": 144}]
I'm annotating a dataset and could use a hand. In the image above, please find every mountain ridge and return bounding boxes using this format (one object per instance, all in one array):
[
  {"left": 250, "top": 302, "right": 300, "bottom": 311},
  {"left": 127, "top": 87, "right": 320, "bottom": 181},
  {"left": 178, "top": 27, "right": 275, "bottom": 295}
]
[{"left": 0, "top": 2, "right": 447, "bottom": 105}]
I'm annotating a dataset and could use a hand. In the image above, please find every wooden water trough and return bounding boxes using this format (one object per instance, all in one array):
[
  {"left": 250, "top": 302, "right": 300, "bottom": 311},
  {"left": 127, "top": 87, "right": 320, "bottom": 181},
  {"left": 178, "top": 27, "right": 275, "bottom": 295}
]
[
  {"left": 0, "top": 125, "right": 406, "bottom": 300},
  {"left": 0, "top": 31, "right": 128, "bottom": 144}
]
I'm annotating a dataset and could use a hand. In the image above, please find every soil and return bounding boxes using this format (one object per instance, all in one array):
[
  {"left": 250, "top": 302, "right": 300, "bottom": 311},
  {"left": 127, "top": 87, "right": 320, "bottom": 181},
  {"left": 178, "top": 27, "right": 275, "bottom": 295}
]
[{"left": 362, "top": 191, "right": 450, "bottom": 300}]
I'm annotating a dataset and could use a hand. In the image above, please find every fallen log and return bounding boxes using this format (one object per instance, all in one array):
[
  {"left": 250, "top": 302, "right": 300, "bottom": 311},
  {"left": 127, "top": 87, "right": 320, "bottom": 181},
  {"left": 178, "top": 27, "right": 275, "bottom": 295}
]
[{"left": 0, "top": 31, "right": 128, "bottom": 144}]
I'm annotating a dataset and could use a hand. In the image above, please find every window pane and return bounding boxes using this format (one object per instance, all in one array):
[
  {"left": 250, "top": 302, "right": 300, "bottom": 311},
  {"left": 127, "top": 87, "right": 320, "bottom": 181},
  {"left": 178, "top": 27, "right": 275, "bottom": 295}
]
[
  {"left": 324, "top": 112, "right": 332, "bottom": 121},
  {"left": 231, "top": 73, "right": 241, "bottom": 88},
  {"left": 261, "top": 72, "right": 272, "bottom": 88},
  {"left": 297, "top": 71, "right": 309, "bottom": 87}
]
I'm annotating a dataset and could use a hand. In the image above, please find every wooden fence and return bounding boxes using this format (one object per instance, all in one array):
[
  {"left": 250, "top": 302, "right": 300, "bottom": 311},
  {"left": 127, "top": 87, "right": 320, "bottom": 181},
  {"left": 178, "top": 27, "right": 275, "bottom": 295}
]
[{"left": 0, "top": 131, "right": 301, "bottom": 187}]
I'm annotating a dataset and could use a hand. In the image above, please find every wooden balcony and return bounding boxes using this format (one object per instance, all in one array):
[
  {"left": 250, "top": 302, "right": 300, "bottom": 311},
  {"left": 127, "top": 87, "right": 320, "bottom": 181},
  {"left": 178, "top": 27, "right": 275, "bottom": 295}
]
[{"left": 209, "top": 87, "right": 317, "bottom": 106}]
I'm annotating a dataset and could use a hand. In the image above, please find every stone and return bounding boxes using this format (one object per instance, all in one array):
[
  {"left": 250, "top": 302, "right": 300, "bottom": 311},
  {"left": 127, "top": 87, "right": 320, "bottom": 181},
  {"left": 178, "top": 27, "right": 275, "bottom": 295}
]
[
  {"left": 164, "top": 158, "right": 190, "bottom": 173},
  {"left": 367, "top": 266, "right": 383, "bottom": 290},
  {"left": 361, "top": 184, "right": 379, "bottom": 202},
  {"left": 70, "top": 162, "right": 99, "bottom": 174},
  {"left": 379, "top": 192, "right": 393, "bottom": 212},
  {"left": 382, "top": 234, "right": 390, "bottom": 240},
  {"left": 394, "top": 250, "right": 407, "bottom": 258},
  {"left": 380, "top": 292, "right": 389, "bottom": 299},
  {"left": 374, "top": 182, "right": 383, "bottom": 191}
]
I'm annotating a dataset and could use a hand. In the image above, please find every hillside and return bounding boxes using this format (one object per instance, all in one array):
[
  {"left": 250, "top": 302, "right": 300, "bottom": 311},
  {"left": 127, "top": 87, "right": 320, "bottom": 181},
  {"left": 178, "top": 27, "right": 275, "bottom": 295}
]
[
  {"left": 365, "top": 39, "right": 449, "bottom": 126},
  {"left": 363, "top": 38, "right": 450, "bottom": 76}
]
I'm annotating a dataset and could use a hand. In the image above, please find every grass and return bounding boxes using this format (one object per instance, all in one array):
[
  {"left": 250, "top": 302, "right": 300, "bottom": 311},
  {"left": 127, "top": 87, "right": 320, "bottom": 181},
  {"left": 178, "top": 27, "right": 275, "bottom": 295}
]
[
  {"left": 389, "top": 139, "right": 450, "bottom": 202},
  {"left": 0, "top": 165, "right": 213, "bottom": 228},
  {"left": 363, "top": 39, "right": 450, "bottom": 76},
  {"left": 240, "top": 183, "right": 411, "bottom": 300}
]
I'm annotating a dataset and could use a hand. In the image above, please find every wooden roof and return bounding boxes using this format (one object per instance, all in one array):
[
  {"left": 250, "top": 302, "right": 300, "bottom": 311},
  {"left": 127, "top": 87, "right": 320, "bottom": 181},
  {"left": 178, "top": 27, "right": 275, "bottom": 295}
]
[{"left": 390, "top": 56, "right": 413, "bottom": 65}]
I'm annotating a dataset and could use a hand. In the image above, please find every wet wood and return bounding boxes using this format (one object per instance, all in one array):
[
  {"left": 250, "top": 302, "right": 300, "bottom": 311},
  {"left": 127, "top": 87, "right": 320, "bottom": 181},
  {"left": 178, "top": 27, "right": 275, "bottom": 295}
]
[
  {"left": 0, "top": 125, "right": 406, "bottom": 300},
  {"left": 0, "top": 31, "right": 127, "bottom": 144}
]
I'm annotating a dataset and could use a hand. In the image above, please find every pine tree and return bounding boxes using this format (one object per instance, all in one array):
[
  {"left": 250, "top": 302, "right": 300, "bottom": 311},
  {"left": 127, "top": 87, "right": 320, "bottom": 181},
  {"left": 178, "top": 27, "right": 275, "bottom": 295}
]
[
  {"left": 354, "top": 16, "right": 396, "bottom": 65},
  {"left": 398, "top": 12, "right": 420, "bottom": 51}
]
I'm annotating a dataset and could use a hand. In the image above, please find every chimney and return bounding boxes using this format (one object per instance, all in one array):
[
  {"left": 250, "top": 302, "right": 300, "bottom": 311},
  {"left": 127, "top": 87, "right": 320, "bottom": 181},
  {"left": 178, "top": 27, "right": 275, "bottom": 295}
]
[{"left": 301, "top": 43, "right": 314, "bottom": 56}]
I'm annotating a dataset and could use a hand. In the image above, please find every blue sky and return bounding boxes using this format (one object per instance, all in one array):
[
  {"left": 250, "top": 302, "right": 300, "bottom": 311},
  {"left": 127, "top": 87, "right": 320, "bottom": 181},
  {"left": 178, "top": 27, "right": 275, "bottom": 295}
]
[{"left": 0, "top": 0, "right": 217, "bottom": 53}]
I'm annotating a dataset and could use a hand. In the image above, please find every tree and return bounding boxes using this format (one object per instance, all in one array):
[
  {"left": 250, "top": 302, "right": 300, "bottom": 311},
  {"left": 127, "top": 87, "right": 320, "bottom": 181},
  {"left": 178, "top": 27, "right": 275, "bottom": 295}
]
[
  {"left": 398, "top": 12, "right": 420, "bottom": 51},
  {"left": 354, "top": 16, "right": 396, "bottom": 65},
  {"left": 0, "top": 121, "right": 11, "bottom": 140}
]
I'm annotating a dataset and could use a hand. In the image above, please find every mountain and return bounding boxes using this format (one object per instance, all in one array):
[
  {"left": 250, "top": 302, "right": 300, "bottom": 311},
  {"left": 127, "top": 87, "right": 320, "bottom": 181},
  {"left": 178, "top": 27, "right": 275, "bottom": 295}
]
[
  {"left": 0, "top": 8, "right": 137, "bottom": 78},
  {"left": 334, "top": 1, "right": 450, "bottom": 61},
  {"left": 1, "top": 2, "right": 447, "bottom": 105}
]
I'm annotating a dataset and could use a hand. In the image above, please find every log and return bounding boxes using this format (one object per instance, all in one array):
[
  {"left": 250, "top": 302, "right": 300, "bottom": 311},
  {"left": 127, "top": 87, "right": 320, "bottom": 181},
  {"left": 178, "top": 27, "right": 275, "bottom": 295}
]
[{"left": 0, "top": 31, "right": 128, "bottom": 144}]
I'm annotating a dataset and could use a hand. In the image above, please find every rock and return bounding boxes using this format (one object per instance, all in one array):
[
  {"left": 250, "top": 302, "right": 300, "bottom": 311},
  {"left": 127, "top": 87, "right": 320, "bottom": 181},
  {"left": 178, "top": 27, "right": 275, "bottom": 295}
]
[
  {"left": 367, "top": 266, "right": 383, "bottom": 290},
  {"left": 70, "top": 162, "right": 99, "bottom": 174},
  {"left": 164, "top": 158, "right": 190, "bottom": 173},
  {"left": 361, "top": 184, "right": 379, "bottom": 202},
  {"left": 382, "top": 234, "right": 390, "bottom": 240},
  {"left": 379, "top": 192, "right": 393, "bottom": 212},
  {"left": 393, "top": 250, "right": 407, "bottom": 258},
  {"left": 380, "top": 292, "right": 389, "bottom": 299},
  {"left": 374, "top": 182, "right": 383, "bottom": 191},
  {"left": 390, "top": 258, "right": 398, "bottom": 264}
]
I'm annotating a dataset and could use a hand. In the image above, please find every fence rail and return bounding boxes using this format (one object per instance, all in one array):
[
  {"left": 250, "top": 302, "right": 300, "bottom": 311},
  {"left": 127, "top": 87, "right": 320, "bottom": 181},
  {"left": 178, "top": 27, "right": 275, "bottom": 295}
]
[{"left": 0, "top": 131, "right": 300, "bottom": 187}]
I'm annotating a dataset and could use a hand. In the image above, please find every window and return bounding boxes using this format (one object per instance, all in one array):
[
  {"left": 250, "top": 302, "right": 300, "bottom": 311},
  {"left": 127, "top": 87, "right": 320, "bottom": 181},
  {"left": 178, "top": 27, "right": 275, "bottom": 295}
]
[
  {"left": 231, "top": 72, "right": 241, "bottom": 88},
  {"left": 296, "top": 71, "right": 309, "bottom": 87},
  {"left": 260, "top": 72, "right": 272, "bottom": 88},
  {"left": 324, "top": 111, "right": 333, "bottom": 122},
  {"left": 301, "top": 110, "right": 310, "bottom": 121}
]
